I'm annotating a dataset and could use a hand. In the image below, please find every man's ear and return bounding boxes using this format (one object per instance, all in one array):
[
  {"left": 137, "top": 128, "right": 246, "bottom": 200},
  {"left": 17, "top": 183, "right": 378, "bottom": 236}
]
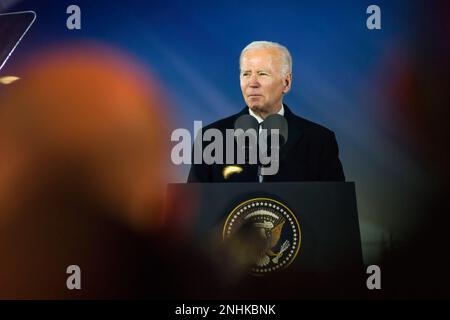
[{"left": 283, "top": 73, "right": 292, "bottom": 93}]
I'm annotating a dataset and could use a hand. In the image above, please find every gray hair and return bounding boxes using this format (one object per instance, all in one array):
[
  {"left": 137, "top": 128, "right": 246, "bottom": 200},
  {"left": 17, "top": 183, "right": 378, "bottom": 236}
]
[{"left": 239, "top": 41, "right": 292, "bottom": 77}]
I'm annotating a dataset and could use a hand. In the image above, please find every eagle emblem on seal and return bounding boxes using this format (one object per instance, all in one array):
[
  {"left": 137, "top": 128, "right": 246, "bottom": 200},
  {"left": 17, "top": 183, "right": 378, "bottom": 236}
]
[{"left": 223, "top": 198, "right": 301, "bottom": 275}]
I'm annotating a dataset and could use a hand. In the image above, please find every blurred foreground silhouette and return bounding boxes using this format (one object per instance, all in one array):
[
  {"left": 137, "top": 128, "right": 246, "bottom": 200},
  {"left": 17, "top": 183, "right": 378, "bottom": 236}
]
[{"left": 0, "top": 43, "right": 224, "bottom": 299}]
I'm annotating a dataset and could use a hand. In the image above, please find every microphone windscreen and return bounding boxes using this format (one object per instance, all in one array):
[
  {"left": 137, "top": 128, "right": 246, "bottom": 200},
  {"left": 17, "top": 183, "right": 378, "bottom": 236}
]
[
  {"left": 261, "top": 114, "right": 288, "bottom": 146},
  {"left": 233, "top": 114, "right": 259, "bottom": 163},
  {"left": 234, "top": 114, "right": 259, "bottom": 132}
]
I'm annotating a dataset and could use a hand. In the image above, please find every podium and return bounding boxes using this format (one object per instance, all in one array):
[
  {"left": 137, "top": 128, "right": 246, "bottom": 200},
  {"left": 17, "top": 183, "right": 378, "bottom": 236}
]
[{"left": 164, "top": 182, "right": 365, "bottom": 298}]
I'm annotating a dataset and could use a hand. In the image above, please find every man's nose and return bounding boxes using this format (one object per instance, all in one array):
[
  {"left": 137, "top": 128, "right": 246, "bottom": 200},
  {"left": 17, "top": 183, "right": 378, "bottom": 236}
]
[{"left": 248, "top": 75, "right": 260, "bottom": 87}]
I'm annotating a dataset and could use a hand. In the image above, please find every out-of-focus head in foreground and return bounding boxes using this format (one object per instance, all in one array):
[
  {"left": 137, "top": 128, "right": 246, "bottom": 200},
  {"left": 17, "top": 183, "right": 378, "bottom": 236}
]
[{"left": 0, "top": 43, "right": 171, "bottom": 298}]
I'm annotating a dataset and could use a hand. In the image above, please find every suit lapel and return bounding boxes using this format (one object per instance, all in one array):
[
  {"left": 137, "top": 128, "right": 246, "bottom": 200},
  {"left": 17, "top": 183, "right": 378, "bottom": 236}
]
[{"left": 280, "top": 104, "right": 303, "bottom": 160}]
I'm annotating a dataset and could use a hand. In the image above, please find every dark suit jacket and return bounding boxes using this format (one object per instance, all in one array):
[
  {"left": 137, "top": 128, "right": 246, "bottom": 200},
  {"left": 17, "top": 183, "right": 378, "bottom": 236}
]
[{"left": 188, "top": 104, "right": 345, "bottom": 182}]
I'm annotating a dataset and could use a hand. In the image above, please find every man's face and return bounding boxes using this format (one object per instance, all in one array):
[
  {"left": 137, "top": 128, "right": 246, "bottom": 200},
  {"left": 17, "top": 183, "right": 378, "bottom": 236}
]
[{"left": 240, "top": 48, "right": 291, "bottom": 118}]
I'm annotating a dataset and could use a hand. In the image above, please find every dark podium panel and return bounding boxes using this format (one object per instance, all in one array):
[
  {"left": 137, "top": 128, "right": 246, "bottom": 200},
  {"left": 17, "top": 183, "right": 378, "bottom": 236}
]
[{"left": 164, "top": 182, "right": 365, "bottom": 298}]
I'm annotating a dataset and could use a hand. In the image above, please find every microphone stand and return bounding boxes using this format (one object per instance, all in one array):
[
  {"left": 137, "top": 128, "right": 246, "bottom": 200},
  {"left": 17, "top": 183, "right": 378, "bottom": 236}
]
[{"left": 258, "top": 165, "right": 264, "bottom": 183}]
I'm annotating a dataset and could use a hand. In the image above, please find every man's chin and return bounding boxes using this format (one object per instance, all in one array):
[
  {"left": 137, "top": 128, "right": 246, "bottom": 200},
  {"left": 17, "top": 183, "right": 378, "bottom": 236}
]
[{"left": 248, "top": 105, "right": 266, "bottom": 113}]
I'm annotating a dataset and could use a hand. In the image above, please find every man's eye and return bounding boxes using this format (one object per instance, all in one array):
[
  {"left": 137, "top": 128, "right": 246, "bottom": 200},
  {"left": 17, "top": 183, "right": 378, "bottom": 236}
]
[
  {"left": 242, "top": 73, "right": 250, "bottom": 77},
  {"left": 258, "top": 72, "right": 268, "bottom": 76}
]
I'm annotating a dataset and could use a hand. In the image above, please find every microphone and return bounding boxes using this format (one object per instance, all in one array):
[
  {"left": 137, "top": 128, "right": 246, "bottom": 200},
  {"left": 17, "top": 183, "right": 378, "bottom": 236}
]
[
  {"left": 234, "top": 114, "right": 259, "bottom": 163},
  {"left": 260, "top": 114, "right": 288, "bottom": 146},
  {"left": 233, "top": 113, "right": 288, "bottom": 182},
  {"left": 234, "top": 114, "right": 259, "bottom": 132},
  {"left": 258, "top": 114, "right": 289, "bottom": 182}
]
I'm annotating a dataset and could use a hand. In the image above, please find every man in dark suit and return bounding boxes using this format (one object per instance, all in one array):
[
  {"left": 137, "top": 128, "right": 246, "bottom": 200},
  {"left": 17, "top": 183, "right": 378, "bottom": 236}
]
[{"left": 188, "top": 41, "right": 344, "bottom": 183}]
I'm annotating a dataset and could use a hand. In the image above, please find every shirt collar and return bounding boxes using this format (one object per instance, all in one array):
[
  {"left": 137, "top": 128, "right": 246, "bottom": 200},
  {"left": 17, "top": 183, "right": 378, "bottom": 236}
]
[{"left": 248, "top": 104, "right": 285, "bottom": 124}]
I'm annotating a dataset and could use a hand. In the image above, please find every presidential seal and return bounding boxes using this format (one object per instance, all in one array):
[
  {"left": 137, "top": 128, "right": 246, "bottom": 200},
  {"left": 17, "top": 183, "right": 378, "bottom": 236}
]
[{"left": 223, "top": 198, "right": 301, "bottom": 275}]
